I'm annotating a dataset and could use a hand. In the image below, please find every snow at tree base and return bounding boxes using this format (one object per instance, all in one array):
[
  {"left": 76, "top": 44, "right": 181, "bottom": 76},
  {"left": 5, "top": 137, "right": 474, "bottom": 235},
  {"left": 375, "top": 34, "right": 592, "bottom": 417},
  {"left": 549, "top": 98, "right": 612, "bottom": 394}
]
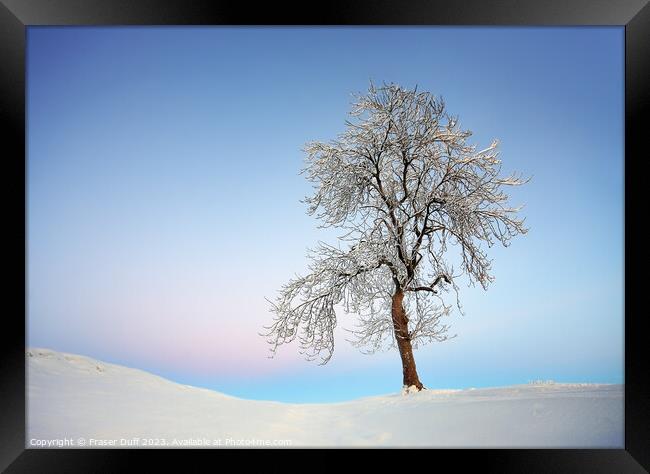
[{"left": 28, "top": 349, "right": 623, "bottom": 448}]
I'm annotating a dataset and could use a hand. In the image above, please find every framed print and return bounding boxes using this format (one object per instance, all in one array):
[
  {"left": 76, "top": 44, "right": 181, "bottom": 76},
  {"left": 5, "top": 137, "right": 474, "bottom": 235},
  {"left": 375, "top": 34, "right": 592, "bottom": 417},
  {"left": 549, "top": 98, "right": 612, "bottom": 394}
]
[{"left": 1, "top": 0, "right": 647, "bottom": 471}]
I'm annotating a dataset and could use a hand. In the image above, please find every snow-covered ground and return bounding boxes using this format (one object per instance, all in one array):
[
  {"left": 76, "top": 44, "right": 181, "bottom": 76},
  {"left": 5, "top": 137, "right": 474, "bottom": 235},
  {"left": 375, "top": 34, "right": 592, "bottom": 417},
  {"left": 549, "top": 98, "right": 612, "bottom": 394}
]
[{"left": 27, "top": 348, "right": 623, "bottom": 448}]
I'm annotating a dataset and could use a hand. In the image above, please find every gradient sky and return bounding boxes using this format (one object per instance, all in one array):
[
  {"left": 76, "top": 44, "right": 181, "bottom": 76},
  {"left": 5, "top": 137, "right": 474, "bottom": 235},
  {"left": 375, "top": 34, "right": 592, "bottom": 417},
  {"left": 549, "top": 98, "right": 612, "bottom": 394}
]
[{"left": 27, "top": 27, "right": 624, "bottom": 403}]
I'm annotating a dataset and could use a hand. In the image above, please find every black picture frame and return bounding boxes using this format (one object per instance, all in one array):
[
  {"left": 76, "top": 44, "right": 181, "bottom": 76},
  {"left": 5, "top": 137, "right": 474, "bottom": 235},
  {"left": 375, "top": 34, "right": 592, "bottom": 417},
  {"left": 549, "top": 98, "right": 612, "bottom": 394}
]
[{"left": 1, "top": 0, "right": 646, "bottom": 471}]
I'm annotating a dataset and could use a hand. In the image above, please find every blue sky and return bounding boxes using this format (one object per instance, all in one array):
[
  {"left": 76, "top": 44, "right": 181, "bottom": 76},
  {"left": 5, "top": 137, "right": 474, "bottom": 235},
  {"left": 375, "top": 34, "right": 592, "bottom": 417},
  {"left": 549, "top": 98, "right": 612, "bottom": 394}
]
[{"left": 27, "top": 27, "right": 624, "bottom": 403}]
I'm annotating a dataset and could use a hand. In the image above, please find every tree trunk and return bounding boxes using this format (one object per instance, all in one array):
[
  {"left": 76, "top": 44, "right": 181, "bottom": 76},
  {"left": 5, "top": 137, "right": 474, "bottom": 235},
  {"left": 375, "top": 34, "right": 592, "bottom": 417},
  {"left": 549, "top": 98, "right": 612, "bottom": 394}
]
[{"left": 391, "top": 290, "right": 424, "bottom": 390}]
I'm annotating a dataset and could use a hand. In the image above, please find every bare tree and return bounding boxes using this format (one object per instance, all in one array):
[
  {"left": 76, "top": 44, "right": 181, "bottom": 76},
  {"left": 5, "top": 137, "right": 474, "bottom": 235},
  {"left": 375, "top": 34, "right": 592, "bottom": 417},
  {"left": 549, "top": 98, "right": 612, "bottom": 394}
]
[{"left": 264, "top": 83, "right": 528, "bottom": 391}]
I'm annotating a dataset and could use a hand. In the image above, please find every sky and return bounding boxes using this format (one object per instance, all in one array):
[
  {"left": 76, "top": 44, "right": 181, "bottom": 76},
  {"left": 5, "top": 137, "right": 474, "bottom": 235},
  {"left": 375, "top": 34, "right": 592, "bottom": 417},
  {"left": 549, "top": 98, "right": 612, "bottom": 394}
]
[{"left": 27, "top": 27, "right": 624, "bottom": 403}]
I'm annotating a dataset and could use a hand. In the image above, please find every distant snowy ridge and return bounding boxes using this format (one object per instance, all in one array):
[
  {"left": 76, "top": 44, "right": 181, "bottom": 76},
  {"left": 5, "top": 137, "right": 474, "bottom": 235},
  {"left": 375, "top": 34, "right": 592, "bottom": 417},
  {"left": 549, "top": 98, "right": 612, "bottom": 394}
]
[{"left": 27, "top": 348, "right": 623, "bottom": 448}]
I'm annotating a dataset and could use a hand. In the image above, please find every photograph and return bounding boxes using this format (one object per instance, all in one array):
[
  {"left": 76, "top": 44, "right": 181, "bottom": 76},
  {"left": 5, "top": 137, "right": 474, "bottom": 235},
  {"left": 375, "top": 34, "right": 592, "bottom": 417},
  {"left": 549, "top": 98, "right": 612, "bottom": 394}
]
[{"left": 25, "top": 25, "right": 624, "bottom": 449}]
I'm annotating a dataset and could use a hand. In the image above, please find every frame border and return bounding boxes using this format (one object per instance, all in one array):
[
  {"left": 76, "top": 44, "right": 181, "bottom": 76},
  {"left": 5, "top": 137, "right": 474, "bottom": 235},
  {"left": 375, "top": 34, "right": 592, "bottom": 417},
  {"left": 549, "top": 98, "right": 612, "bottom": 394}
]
[{"left": 1, "top": 1, "right": 646, "bottom": 471}]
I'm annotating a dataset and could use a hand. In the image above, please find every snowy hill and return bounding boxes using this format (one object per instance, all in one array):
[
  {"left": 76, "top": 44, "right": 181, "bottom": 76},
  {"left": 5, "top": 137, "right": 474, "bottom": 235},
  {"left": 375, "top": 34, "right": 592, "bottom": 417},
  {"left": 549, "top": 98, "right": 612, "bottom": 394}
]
[{"left": 27, "top": 349, "right": 623, "bottom": 448}]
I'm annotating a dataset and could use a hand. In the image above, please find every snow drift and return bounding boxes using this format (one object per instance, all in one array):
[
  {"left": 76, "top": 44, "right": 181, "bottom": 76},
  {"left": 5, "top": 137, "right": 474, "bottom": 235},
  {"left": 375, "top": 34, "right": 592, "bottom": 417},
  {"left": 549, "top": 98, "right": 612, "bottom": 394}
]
[{"left": 27, "top": 349, "right": 623, "bottom": 448}]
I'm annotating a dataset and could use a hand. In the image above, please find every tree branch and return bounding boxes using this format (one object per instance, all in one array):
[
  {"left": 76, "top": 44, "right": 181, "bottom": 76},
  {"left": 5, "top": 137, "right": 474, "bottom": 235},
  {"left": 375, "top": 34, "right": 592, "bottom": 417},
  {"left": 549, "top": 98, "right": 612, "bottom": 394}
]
[{"left": 404, "top": 274, "right": 451, "bottom": 293}]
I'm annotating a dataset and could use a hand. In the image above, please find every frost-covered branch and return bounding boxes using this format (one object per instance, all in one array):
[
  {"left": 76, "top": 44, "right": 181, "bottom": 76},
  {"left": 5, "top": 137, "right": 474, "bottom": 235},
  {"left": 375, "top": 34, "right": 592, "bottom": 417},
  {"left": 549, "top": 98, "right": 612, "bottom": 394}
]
[
  {"left": 264, "top": 242, "right": 394, "bottom": 364},
  {"left": 405, "top": 274, "right": 451, "bottom": 294}
]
